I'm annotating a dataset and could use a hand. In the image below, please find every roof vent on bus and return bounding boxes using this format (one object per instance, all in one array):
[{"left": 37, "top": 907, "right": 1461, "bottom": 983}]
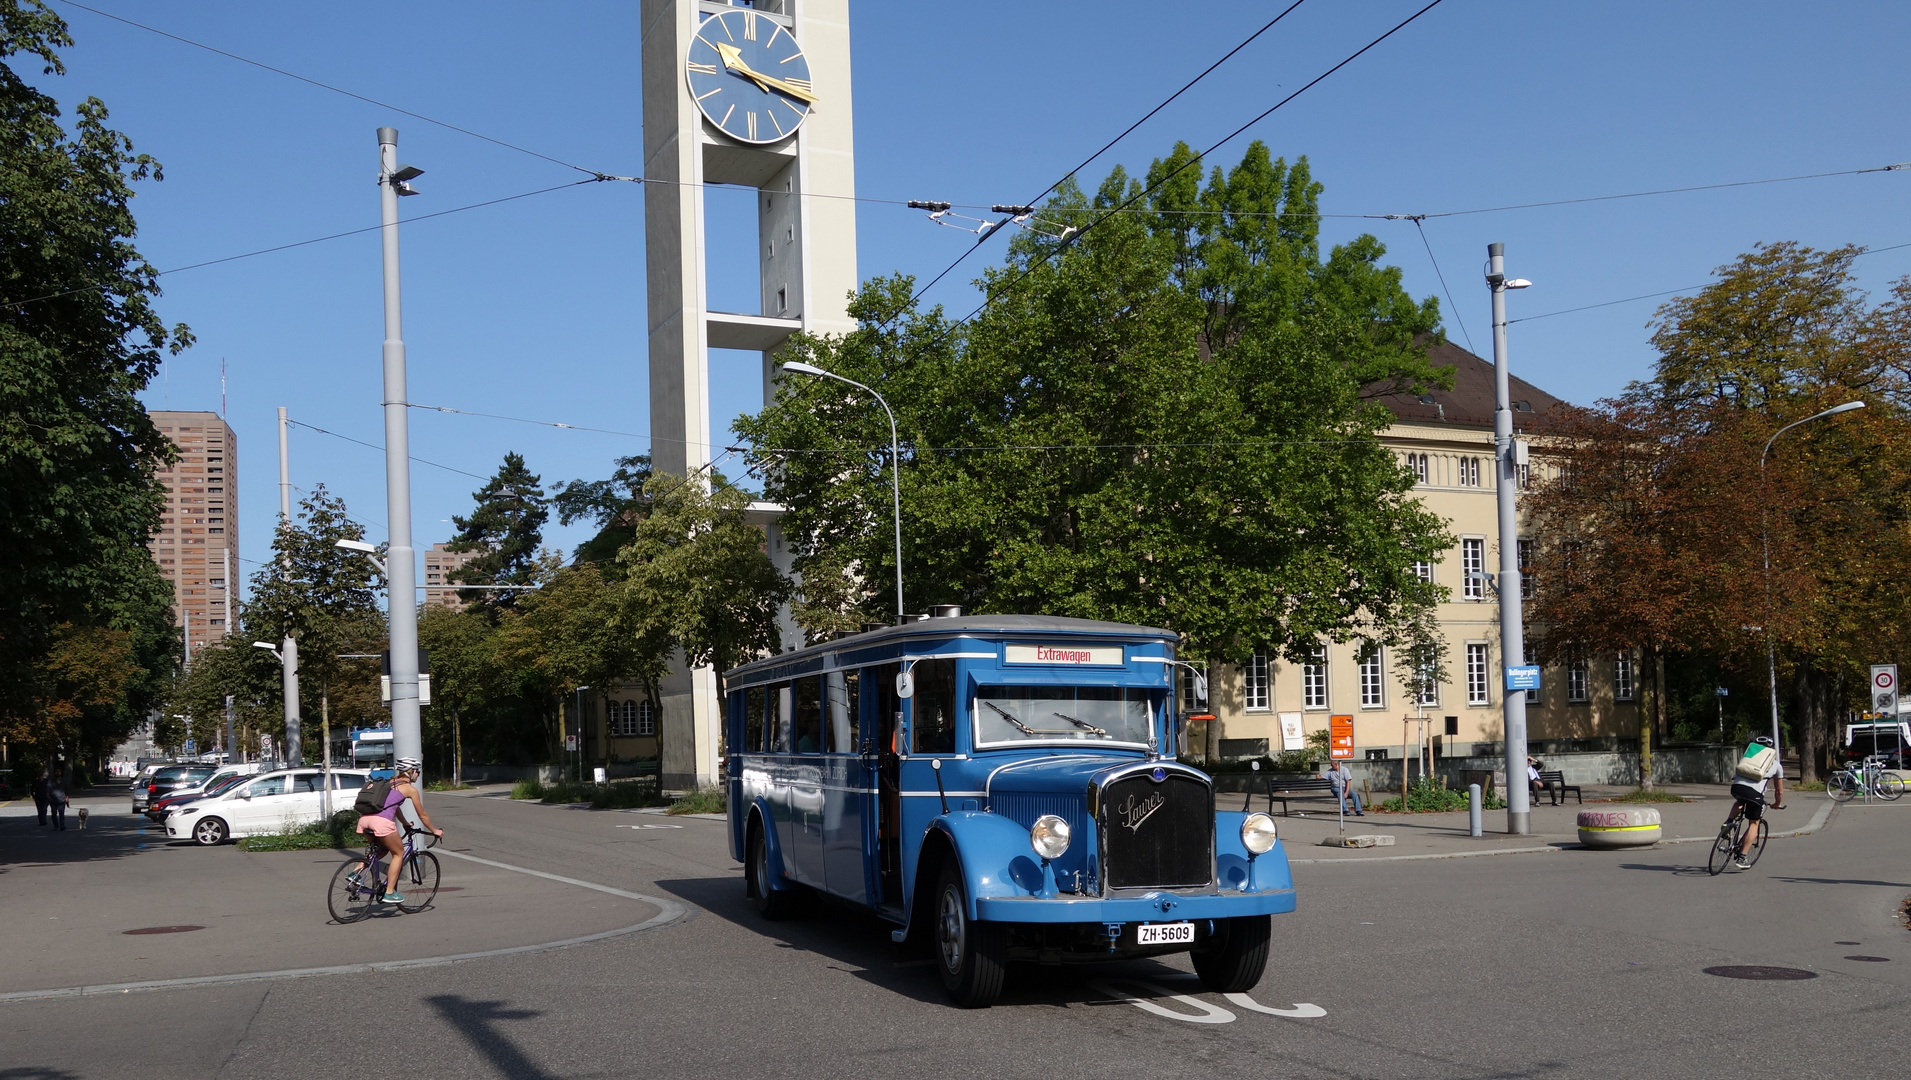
[
  {"left": 861, "top": 621, "right": 888, "bottom": 634},
  {"left": 896, "top": 613, "right": 929, "bottom": 626},
  {"left": 930, "top": 604, "right": 963, "bottom": 619}
]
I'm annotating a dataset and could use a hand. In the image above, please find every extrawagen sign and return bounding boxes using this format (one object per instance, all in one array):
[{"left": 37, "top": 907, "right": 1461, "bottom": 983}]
[{"left": 724, "top": 613, "right": 1295, "bottom": 1008}]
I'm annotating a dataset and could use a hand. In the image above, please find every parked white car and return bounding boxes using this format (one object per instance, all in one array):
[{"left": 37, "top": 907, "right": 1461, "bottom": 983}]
[{"left": 165, "top": 768, "right": 369, "bottom": 845}]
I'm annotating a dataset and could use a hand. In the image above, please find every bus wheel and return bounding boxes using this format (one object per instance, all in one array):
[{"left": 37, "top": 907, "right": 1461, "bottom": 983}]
[
  {"left": 748, "top": 824, "right": 798, "bottom": 920},
  {"left": 934, "top": 862, "right": 1005, "bottom": 1007},
  {"left": 1192, "top": 915, "right": 1271, "bottom": 993}
]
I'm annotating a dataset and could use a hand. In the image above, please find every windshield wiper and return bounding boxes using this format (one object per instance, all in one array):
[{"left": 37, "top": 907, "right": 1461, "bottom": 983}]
[
  {"left": 1051, "top": 711, "right": 1107, "bottom": 737},
  {"left": 983, "top": 701, "right": 1036, "bottom": 736}
]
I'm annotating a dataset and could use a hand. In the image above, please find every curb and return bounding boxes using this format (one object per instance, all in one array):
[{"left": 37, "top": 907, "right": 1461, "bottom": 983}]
[
  {"left": 1289, "top": 797, "right": 1839, "bottom": 864},
  {"left": 0, "top": 851, "right": 690, "bottom": 1004}
]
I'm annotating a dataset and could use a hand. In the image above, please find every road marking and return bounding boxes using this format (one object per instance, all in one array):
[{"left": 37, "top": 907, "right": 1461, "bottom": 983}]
[
  {"left": 1223, "top": 993, "right": 1327, "bottom": 1017},
  {"left": 615, "top": 824, "right": 683, "bottom": 830},
  {"left": 1089, "top": 979, "right": 1235, "bottom": 1024}
]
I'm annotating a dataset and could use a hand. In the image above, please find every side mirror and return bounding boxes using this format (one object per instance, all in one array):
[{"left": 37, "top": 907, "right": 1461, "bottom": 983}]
[
  {"left": 896, "top": 670, "right": 914, "bottom": 699},
  {"left": 1193, "top": 672, "right": 1209, "bottom": 703}
]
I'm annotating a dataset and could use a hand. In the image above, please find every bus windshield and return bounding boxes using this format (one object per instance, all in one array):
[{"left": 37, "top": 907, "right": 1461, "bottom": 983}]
[{"left": 974, "top": 685, "right": 1152, "bottom": 746}]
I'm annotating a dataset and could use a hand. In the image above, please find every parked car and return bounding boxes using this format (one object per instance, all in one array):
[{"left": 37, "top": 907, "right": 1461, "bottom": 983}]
[
  {"left": 145, "top": 769, "right": 257, "bottom": 821},
  {"left": 165, "top": 769, "right": 369, "bottom": 845},
  {"left": 132, "top": 764, "right": 216, "bottom": 813}
]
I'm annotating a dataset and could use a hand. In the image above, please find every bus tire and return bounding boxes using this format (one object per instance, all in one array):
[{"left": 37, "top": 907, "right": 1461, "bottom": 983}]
[
  {"left": 934, "top": 861, "right": 1006, "bottom": 1008},
  {"left": 1191, "top": 915, "right": 1271, "bottom": 994},
  {"left": 747, "top": 822, "right": 798, "bottom": 921}
]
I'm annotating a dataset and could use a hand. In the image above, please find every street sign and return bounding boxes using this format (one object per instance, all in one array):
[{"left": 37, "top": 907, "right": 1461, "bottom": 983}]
[
  {"left": 1278, "top": 712, "right": 1305, "bottom": 753},
  {"left": 565, "top": 734, "right": 579, "bottom": 753},
  {"left": 1715, "top": 686, "right": 1729, "bottom": 697},
  {"left": 184, "top": 739, "right": 196, "bottom": 755},
  {"left": 1329, "top": 715, "right": 1355, "bottom": 760},
  {"left": 1873, "top": 664, "right": 1898, "bottom": 714},
  {"left": 1504, "top": 665, "right": 1541, "bottom": 691}
]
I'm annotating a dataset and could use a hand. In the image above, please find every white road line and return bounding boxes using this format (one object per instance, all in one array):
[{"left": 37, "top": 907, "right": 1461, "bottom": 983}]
[
  {"left": 1223, "top": 993, "right": 1327, "bottom": 1017},
  {"left": 1089, "top": 979, "right": 1235, "bottom": 1023}
]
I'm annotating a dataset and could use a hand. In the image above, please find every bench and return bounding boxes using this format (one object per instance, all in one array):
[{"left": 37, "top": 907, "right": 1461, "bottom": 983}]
[
  {"left": 1536, "top": 770, "right": 1582, "bottom": 805},
  {"left": 1244, "top": 775, "right": 1343, "bottom": 817}
]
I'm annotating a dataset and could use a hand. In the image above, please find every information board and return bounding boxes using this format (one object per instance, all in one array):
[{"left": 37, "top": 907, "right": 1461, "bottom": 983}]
[{"left": 1329, "top": 715, "right": 1356, "bottom": 760}]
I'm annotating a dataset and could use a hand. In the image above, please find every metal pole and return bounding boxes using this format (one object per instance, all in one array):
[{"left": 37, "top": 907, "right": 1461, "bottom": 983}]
[
  {"left": 224, "top": 694, "right": 235, "bottom": 766},
  {"left": 1487, "top": 242, "right": 1531, "bottom": 836},
  {"left": 781, "top": 364, "right": 904, "bottom": 619},
  {"left": 277, "top": 406, "right": 291, "bottom": 540},
  {"left": 377, "top": 127, "right": 424, "bottom": 769},
  {"left": 281, "top": 634, "right": 301, "bottom": 766}
]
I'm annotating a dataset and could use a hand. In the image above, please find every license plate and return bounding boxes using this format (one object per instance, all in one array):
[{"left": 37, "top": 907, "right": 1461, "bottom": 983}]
[{"left": 1136, "top": 921, "right": 1195, "bottom": 945}]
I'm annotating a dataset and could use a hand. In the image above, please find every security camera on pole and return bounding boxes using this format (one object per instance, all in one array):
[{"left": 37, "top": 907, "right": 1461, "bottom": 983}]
[
  {"left": 1485, "top": 243, "right": 1533, "bottom": 835},
  {"left": 376, "top": 127, "right": 426, "bottom": 770}
]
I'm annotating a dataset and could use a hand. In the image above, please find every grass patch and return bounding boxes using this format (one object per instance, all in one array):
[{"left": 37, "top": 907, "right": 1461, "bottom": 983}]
[
  {"left": 237, "top": 810, "right": 363, "bottom": 852},
  {"left": 666, "top": 785, "right": 726, "bottom": 815},
  {"left": 1790, "top": 779, "right": 1828, "bottom": 791},
  {"left": 1611, "top": 788, "right": 1691, "bottom": 803},
  {"left": 426, "top": 779, "right": 477, "bottom": 791},
  {"left": 1373, "top": 778, "right": 1506, "bottom": 814}
]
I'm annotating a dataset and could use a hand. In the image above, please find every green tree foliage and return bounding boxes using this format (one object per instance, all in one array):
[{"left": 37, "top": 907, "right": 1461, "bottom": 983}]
[
  {"left": 447, "top": 451, "right": 549, "bottom": 601},
  {"left": 1531, "top": 243, "right": 1911, "bottom": 780},
  {"left": 551, "top": 453, "right": 653, "bottom": 570},
  {"left": 0, "top": 1, "right": 189, "bottom": 738},
  {"left": 734, "top": 142, "right": 1450, "bottom": 665}
]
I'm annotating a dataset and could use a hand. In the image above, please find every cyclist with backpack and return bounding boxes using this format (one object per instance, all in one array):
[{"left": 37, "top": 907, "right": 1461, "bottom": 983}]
[
  {"left": 353, "top": 757, "right": 443, "bottom": 904},
  {"left": 1729, "top": 736, "right": 1785, "bottom": 869}
]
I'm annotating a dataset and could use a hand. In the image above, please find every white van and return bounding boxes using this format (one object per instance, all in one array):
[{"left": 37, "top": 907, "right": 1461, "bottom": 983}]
[{"left": 164, "top": 768, "right": 369, "bottom": 845}]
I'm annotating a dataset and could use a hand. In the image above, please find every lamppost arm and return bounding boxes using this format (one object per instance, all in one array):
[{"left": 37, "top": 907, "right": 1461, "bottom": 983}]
[
  {"left": 1762, "top": 400, "right": 1865, "bottom": 467},
  {"left": 779, "top": 362, "right": 906, "bottom": 620}
]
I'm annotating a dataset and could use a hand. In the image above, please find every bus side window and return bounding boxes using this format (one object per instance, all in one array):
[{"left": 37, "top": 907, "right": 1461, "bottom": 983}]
[
  {"left": 873, "top": 663, "right": 901, "bottom": 752},
  {"left": 911, "top": 658, "right": 957, "bottom": 754},
  {"left": 772, "top": 682, "right": 794, "bottom": 753},
  {"left": 793, "top": 675, "right": 824, "bottom": 754},
  {"left": 827, "top": 669, "right": 860, "bottom": 753},
  {"left": 744, "top": 687, "right": 766, "bottom": 752}
]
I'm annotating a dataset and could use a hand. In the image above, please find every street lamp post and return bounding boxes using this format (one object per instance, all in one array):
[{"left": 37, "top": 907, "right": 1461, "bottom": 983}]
[
  {"left": 575, "top": 686, "right": 591, "bottom": 783},
  {"left": 1759, "top": 400, "right": 1865, "bottom": 760},
  {"left": 251, "top": 640, "right": 297, "bottom": 768},
  {"left": 376, "top": 127, "right": 426, "bottom": 771},
  {"left": 1485, "top": 243, "right": 1533, "bottom": 834},
  {"left": 779, "top": 361, "right": 906, "bottom": 620}
]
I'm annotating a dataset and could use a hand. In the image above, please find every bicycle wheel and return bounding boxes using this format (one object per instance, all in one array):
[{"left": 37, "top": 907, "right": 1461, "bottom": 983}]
[
  {"left": 1829, "top": 772, "right": 1857, "bottom": 803},
  {"left": 1706, "top": 823, "right": 1737, "bottom": 876},
  {"left": 328, "top": 858, "right": 379, "bottom": 923},
  {"left": 1876, "top": 773, "right": 1905, "bottom": 801},
  {"left": 396, "top": 851, "right": 440, "bottom": 913},
  {"left": 1744, "top": 817, "right": 1770, "bottom": 868}
]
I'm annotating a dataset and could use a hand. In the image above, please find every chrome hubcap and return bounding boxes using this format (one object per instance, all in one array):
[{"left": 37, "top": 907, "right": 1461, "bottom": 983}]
[{"left": 938, "top": 885, "right": 964, "bottom": 972}]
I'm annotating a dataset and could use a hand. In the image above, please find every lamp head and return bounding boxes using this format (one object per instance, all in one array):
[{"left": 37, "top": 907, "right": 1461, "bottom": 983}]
[
  {"left": 251, "top": 641, "right": 277, "bottom": 653},
  {"left": 334, "top": 539, "right": 378, "bottom": 554},
  {"left": 1505, "top": 278, "right": 1533, "bottom": 289},
  {"left": 390, "top": 165, "right": 424, "bottom": 183},
  {"left": 1827, "top": 400, "right": 1866, "bottom": 415},
  {"left": 779, "top": 361, "right": 826, "bottom": 377}
]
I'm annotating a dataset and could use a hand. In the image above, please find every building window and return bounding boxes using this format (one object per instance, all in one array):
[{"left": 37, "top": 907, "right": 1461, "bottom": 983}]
[
  {"left": 1523, "top": 642, "right": 1540, "bottom": 704},
  {"left": 1302, "top": 645, "right": 1328, "bottom": 710},
  {"left": 1462, "top": 538, "right": 1486, "bottom": 600},
  {"left": 1614, "top": 651, "right": 1635, "bottom": 701},
  {"left": 1412, "top": 560, "right": 1435, "bottom": 584},
  {"left": 609, "top": 700, "right": 639, "bottom": 737},
  {"left": 637, "top": 699, "right": 658, "bottom": 736},
  {"left": 1517, "top": 538, "right": 1535, "bottom": 600},
  {"left": 1459, "top": 457, "right": 1481, "bottom": 487},
  {"left": 1406, "top": 452, "right": 1429, "bottom": 484},
  {"left": 1243, "top": 653, "right": 1269, "bottom": 711},
  {"left": 1568, "top": 652, "right": 1590, "bottom": 703},
  {"left": 1358, "top": 645, "right": 1384, "bottom": 708},
  {"left": 1466, "top": 643, "right": 1490, "bottom": 705}
]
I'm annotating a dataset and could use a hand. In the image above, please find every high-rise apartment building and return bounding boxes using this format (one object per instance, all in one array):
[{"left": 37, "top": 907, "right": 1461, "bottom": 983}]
[
  {"left": 424, "top": 542, "right": 484, "bottom": 610},
  {"left": 149, "top": 411, "right": 239, "bottom": 659}
]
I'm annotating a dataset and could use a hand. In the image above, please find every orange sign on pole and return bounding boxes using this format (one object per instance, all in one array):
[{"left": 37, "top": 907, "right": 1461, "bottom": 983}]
[{"left": 1329, "top": 715, "right": 1356, "bottom": 760}]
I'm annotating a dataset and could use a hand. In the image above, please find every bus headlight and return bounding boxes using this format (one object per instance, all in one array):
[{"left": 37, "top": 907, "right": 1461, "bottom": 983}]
[
  {"left": 1030, "top": 814, "right": 1072, "bottom": 860},
  {"left": 1241, "top": 813, "right": 1279, "bottom": 855}
]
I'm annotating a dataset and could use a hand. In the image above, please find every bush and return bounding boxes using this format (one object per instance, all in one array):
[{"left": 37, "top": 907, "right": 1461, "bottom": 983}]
[
  {"left": 237, "top": 810, "right": 362, "bottom": 852},
  {"left": 1375, "top": 778, "right": 1506, "bottom": 813},
  {"left": 510, "top": 778, "right": 546, "bottom": 800},
  {"left": 591, "top": 779, "right": 665, "bottom": 809},
  {"left": 666, "top": 785, "right": 726, "bottom": 815},
  {"left": 1615, "top": 788, "right": 1690, "bottom": 803}
]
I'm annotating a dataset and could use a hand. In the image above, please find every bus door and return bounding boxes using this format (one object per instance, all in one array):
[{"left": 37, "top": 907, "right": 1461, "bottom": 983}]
[
  {"left": 871, "top": 661, "right": 903, "bottom": 914},
  {"left": 822, "top": 668, "right": 867, "bottom": 904}
]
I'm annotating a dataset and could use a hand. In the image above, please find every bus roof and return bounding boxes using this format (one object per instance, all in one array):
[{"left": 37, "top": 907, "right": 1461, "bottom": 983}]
[{"left": 725, "top": 613, "right": 1176, "bottom": 681}]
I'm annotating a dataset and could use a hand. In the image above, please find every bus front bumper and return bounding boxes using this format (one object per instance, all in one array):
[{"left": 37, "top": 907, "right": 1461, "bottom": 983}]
[{"left": 975, "top": 887, "right": 1295, "bottom": 924}]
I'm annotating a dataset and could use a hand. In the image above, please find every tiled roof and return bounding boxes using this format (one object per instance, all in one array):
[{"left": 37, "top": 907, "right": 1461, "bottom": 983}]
[{"left": 1371, "top": 339, "right": 1569, "bottom": 434}]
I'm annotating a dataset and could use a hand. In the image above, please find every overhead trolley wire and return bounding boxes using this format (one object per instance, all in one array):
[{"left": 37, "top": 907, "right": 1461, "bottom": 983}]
[{"left": 283, "top": 417, "right": 491, "bottom": 482}]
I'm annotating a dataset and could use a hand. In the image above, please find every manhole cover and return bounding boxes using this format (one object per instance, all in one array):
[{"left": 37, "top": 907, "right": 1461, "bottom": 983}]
[
  {"left": 1844, "top": 955, "right": 1891, "bottom": 962},
  {"left": 1703, "top": 966, "right": 1817, "bottom": 981},
  {"left": 123, "top": 925, "right": 205, "bottom": 936}
]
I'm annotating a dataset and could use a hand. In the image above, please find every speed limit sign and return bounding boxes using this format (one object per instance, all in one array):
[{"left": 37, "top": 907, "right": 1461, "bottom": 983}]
[{"left": 1872, "top": 664, "right": 1898, "bottom": 714}]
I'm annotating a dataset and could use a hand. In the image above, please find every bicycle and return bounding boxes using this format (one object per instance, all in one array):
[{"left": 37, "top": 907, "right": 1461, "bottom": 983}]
[
  {"left": 1707, "top": 799, "right": 1778, "bottom": 876},
  {"left": 1828, "top": 756, "right": 1905, "bottom": 803},
  {"left": 328, "top": 820, "right": 440, "bottom": 922}
]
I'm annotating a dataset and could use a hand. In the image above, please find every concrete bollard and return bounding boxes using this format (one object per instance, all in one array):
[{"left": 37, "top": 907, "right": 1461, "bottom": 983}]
[
  {"left": 1468, "top": 783, "right": 1482, "bottom": 837},
  {"left": 1576, "top": 807, "right": 1662, "bottom": 848}
]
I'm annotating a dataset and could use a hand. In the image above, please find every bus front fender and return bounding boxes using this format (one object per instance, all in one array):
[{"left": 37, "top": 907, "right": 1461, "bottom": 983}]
[{"left": 927, "top": 811, "right": 1061, "bottom": 920}]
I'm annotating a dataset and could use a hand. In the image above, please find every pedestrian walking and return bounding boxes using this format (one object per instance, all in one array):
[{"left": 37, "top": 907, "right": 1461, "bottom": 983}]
[
  {"left": 31, "top": 768, "right": 50, "bottom": 827},
  {"left": 1325, "top": 760, "right": 1364, "bottom": 816},
  {"left": 47, "top": 769, "right": 68, "bottom": 831}
]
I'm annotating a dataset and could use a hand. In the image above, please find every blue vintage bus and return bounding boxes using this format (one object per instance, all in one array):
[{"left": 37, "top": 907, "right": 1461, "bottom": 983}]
[{"left": 725, "top": 611, "right": 1295, "bottom": 1007}]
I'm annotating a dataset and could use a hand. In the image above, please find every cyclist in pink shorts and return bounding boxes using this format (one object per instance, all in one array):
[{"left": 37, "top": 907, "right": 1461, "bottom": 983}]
[{"left": 356, "top": 757, "right": 443, "bottom": 904}]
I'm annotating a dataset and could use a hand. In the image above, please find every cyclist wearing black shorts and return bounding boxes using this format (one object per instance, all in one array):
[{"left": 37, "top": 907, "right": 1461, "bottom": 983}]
[{"left": 1729, "top": 736, "right": 1785, "bottom": 869}]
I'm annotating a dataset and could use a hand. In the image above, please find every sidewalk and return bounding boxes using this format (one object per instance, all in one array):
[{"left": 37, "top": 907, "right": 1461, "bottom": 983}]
[{"left": 1256, "top": 783, "right": 1843, "bottom": 863}]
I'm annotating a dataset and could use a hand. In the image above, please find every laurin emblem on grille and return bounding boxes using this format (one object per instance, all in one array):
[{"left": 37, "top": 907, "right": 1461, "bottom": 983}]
[{"left": 1117, "top": 791, "right": 1166, "bottom": 833}]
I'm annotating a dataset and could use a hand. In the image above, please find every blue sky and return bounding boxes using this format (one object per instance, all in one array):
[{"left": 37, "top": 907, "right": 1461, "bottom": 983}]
[{"left": 26, "top": 0, "right": 1910, "bottom": 596}]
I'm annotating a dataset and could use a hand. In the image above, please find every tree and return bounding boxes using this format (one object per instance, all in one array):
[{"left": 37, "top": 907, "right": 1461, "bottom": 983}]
[
  {"left": 734, "top": 141, "right": 1450, "bottom": 668},
  {"left": 618, "top": 475, "right": 788, "bottom": 708},
  {"left": 0, "top": 1, "right": 190, "bottom": 720},
  {"left": 551, "top": 453, "right": 654, "bottom": 570},
  {"left": 447, "top": 452, "right": 549, "bottom": 601}
]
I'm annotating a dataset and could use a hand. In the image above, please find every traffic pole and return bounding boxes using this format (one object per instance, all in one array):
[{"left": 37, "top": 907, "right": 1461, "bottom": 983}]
[
  {"left": 1487, "top": 242, "right": 1531, "bottom": 836},
  {"left": 377, "top": 127, "right": 423, "bottom": 769}
]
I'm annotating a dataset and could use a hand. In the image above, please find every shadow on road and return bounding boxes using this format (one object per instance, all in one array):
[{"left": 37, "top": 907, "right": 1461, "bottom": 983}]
[
  {"left": 0, "top": 813, "right": 154, "bottom": 870},
  {"left": 1617, "top": 862, "right": 1714, "bottom": 878},
  {"left": 426, "top": 995, "right": 556, "bottom": 1080},
  {"left": 0, "top": 1070, "right": 82, "bottom": 1080},
  {"left": 1769, "top": 875, "right": 1911, "bottom": 888}
]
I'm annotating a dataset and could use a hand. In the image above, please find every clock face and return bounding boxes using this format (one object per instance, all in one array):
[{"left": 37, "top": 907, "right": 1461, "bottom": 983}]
[{"left": 685, "top": 9, "right": 813, "bottom": 145}]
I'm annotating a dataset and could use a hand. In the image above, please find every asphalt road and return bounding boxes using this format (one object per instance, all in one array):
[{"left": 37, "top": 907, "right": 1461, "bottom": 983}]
[{"left": 3, "top": 787, "right": 1907, "bottom": 1080}]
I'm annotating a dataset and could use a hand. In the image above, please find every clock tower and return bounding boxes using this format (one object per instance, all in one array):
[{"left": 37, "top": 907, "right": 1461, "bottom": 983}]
[{"left": 641, "top": 0, "right": 858, "bottom": 789}]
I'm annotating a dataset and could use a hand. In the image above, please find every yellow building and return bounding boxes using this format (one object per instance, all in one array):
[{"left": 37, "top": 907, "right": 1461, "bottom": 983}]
[{"left": 1192, "top": 342, "right": 1641, "bottom": 764}]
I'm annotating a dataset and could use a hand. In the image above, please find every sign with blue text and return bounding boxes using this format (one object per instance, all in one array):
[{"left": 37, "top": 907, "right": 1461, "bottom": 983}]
[{"left": 1504, "top": 665, "right": 1542, "bottom": 691}]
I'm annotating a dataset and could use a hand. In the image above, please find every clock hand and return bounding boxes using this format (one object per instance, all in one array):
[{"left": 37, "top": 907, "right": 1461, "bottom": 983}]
[{"left": 713, "top": 41, "right": 819, "bottom": 104}]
